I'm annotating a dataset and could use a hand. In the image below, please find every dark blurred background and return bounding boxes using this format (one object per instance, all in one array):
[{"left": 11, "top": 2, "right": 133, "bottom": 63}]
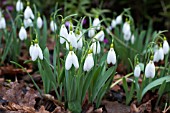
[{"left": 1, "top": 0, "right": 170, "bottom": 40}]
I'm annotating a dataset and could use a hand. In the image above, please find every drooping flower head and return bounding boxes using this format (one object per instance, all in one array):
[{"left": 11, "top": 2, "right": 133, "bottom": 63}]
[
  {"left": 50, "top": 17, "right": 57, "bottom": 32},
  {"left": 94, "top": 28, "right": 105, "bottom": 42},
  {"left": 29, "top": 39, "right": 43, "bottom": 61},
  {"left": 16, "top": 0, "right": 23, "bottom": 12},
  {"left": 163, "top": 37, "right": 169, "bottom": 55},
  {"left": 145, "top": 56, "right": 155, "bottom": 78},
  {"left": 107, "top": 43, "right": 116, "bottom": 65},
  {"left": 76, "top": 29, "right": 83, "bottom": 49},
  {"left": 19, "top": 24, "right": 27, "bottom": 40},
  {"left": 122, "top": 18, "right": 131, "bottom": 41},
  {"left": 115, "top": 14, "right": 122, "bottom": 25},
  {"left": 0, "top": 14, "right": 6, "bottom": 29},
  {"left": 153, "top": 43, "right": 164, "bottom": 62},
  {"left": 65, "top": 46, "right": 79, "bottom": 70},
  {"left": 59, "top": 24, "right": 68, "bottom": 44},
  {"left": 134, "top": 59, "right": 141, "bottom": 78},
  {"left": 83, "top": 49, "right": 94, "bottom": 72},
  {"left": 37, "top": 12, "right": 43, "bottom": 29},
  {"left": 24, "top": 1, "right": 34, "bottom": 19},
  {"left": 92, "top": 15, "right": 100, "bottom": 30}
]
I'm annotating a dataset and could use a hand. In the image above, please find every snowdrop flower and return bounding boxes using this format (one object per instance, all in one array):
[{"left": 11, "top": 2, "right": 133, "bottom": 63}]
[
  {"left": 24, "top": 2, "right": 34, "bottom": 19},
  {"left": 107, "top": 44, "right": 116, "bottom": 65},
  {"left": 111, "top": 19, "right": 116, "bottom": 28},
  {"left": 134, "top": 64, "right": 141, "bottom": 77},
  {"left": 50, "top": 20, "right": 57, "bottom": 32},
  {"left": 106, "top": 26, "right": 112, "bottom": 34},
  {"left": 88, "top": 28, "right": 95, "bottom": 38},
  {"left": 131, "top": 34, "right": 135, "bottom": 44},
  {"left": 163, "top": 38, "right": 169, "bottom": 55},
  {"left": 90, "top": 41, "right": 101, "bottom": 54},
  {"left": 123, "top": 31, "right": 131, "bottom": 41},
  {"left": 37, "top": 13, "right": 43, "bottom": 29},
  {"left": 30, "top": 40, "right": 43, "bottom": 61},
  {"left": 29, "top": 42, "right": 34, "bottom": 58},
  {"left": 153, "top": 49, "right": 159, "bottom": 62},
  {"left": 83, "top": 51, "right": 94, "bottom": 71},
  {"left": 59, "top": 24, "right": 68, "bottom": 44},
  {"left": 0, "top": 16, "right": 6, "bottom": 29},
  {"left": 145, "top": 57, "right": 155, "bottom": 78},
  {"left": 24, "top": 18, "right": 33, "bottom": 28},
  {"left": 76, "top": 30, "right": 83, "bottom": 49},
  {"left": 93, "top": 16, "right": 100, "bottom": 30},
  {"left": 94, "top": 30, "right": 105, "bottom": 42},
  {"left": 19, "top": 26, "right": 27, "bottom": 40},
  {"left": 16, "top": 0, "right": 23, "bottom": 12},
  {"left": 122, "top": 21, "right": 130, "bottom": 34},
  {"left": 115, "top": 15, "right": 122, "bottom": 25},
  {"left": 65, "top": 48, "right": 79, "bottom": 70},
  {"left": 66, "top": 30, "right": 77, "bottom": 50},
  {"left": 153, "top": 45, "right": 164, "bottom": 62}
]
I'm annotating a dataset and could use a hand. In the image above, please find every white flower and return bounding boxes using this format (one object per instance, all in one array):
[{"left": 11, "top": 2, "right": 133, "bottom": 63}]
[
  {"left": 50, "top": 20, "right": 57, "bottom": 32},
  {"left": 59, "top": 24, "right": 68, "bottom": 44},
  {"left": 145, "top": 60, "right": 155, "bottom": 78},
  {"left": 94, "top": 30, "right": 105, "bottom": 42},
  {"left": 123, "top": 31, "right": 131, "bottom": 41},
  {"left": 106, "top": 26, "right": 112, "bottom": 34},
  {"left": 107, "top": 47, "right": 116, "bottom": 65},
  {"left": 29, "top": 44, "right": 34, "bottom": 58},
  {"left": 90, "top": 41, "right": 101, "bottom": 54},
  {"left": 122, "top": 22, "right": 130, "bottom": 34},
  {"left": 76, "top": 31, "right": 83, "bottom": 49},
  {"left": 19, "top": 26, "right": 27, "bottom": 40},
  {"left": 83, "top": 53, "right": 94, "bottom": 71},
  {"left": 66, "top": 31, "right": 77, "bottom": 50},
  {"left": 31, "top": 44, "right": 43, "bottom": 61},
  {"left": 153, "top": 50, "right": 159, "bottom": 62},
  {"left": 153, "top": 47, "right": 164, "bottom": 62},
  {"left": 88, "top": 28, "right": 95, "bottom": 38},
  {"left": 111, "top": 19, "right": 116, "bottom": 28},
  {"left": 115, "top": 15, "right": 122, "bottom": 25},
  {"left": 134, "top": 65, "right": 141, "bottom": 77},
  {"left": 65, "top": 51, "right": 79, "bottom": 70},
  {"left": 24, "top": 6, "right": 34, "bottom": 19},
  {"left": 16, "top": 0, "right": 23, "bottom": 12},
  {"left": 163, "top": 40, "right": 169, "bottom": 54},
  {"left": 93, "top": 17, "right": 100, "bottom": 30},
  {"left": 158, "top": 47, "right": 164, "bottom": 61},
  {"left": 0, "top": 17, "right": 6, "bottom": 29},
  {"left": 37, "top": 16, "right": 43, "bottom": 29},
  {"left": 24, "top": 18, "right": 33, "bottom": 28},
  {"left": 131, "top": 34, "right": 135, "bottom": 44}
]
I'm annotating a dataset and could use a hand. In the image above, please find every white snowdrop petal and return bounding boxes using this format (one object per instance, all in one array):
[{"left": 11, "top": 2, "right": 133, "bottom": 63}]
[
  {"left": 38, "top": 46, "right": 43, "bottom": 60},
  {"left": 131, "top": 34, "right": 135, "bottom": 44},
  {"left": 90, "top": 41, "right": 101, "bottom": 54},
  {"left": 145, "top": 61, "right": 155, "bottom": 78},
  {"left": 153, "top": 50, "right": 159, "bottom": 62},
  {"left": 19, "top": 26, "right": 27, "bottom": 40},
  {"left": 107, "top": 48, "right": 116, "bottom": 65},
  {"left": 29, "top": 45, "right": 34, "bottom": 57},
  {"left": 163, "top": 40, "right": 169, "bottom": 54},
  {"left": 83, "top": 53, "right": 94, "bottom": 71},
  {"left": 37, "top": 17, "right": 43, "bottom": 29},
  {"left": 67, "top": 31, "right": 77, "bottom": 49},
  {"left": 59, "top": 24, "right": 68, "bottom": 44},
  {"left": 158, "top": 47, "right": 164, "bottom": 61},
  {"left": 31, "top": 45, "right": 39, "bottom": 61},
  {"left": 134, "top": 65, "right": 141, "bottom": 77},
  {"left": 111, "top": 19, "right": 116, "bottom": 28},
  {"left": 24, "top": 18, "right": 33, "bottom": 28},
  {"left": 93, "top": 18, "right": 100, "bottom": 30},
  {"left": 94, "top": 30, "right": 105, "bottom": 42},
  {"left": 24, "top": 6, "right": 34, "bottom": 19},
  {"left": 76, "top": 32, "right": 83, "bottom": 49},
  {"left": 116, "top": 15, "right": 122, "bottom": 25},
  {"left": 0, "top": 17, "right": 6, "bottom": 29},
  {"left": 72, "top": 52, "right": 79, "bottom": 69},
  {"left": 50, "top": 21, "right": 57, "bottom": 32},
  {"left": 65, "top": 52, "right": 73, "bottom": 70},
  {"left": 16, "top": 0, "right": 23, "bottom": 12},
  {"left": 123, "top": 31, "right": 131, "bottom": 41},
  {"left": 88, "top": 28, "right": 95, "bottom": 38}
]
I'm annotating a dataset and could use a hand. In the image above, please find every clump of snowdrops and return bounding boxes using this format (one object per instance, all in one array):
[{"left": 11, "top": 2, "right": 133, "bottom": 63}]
[{"left": 0, "top": 0, "right": 169, "bottom": 112}]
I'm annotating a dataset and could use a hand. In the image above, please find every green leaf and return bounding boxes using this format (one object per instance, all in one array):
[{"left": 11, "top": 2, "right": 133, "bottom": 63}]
[
  {"left": 92, "top": 66, "right": 116, "bottom": 101},
  {"left": 68, "top": 100, "right": 82, "bottom": 113},
  {"left": 141, "top": 76, "right": 170, "bottom": 98}
]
